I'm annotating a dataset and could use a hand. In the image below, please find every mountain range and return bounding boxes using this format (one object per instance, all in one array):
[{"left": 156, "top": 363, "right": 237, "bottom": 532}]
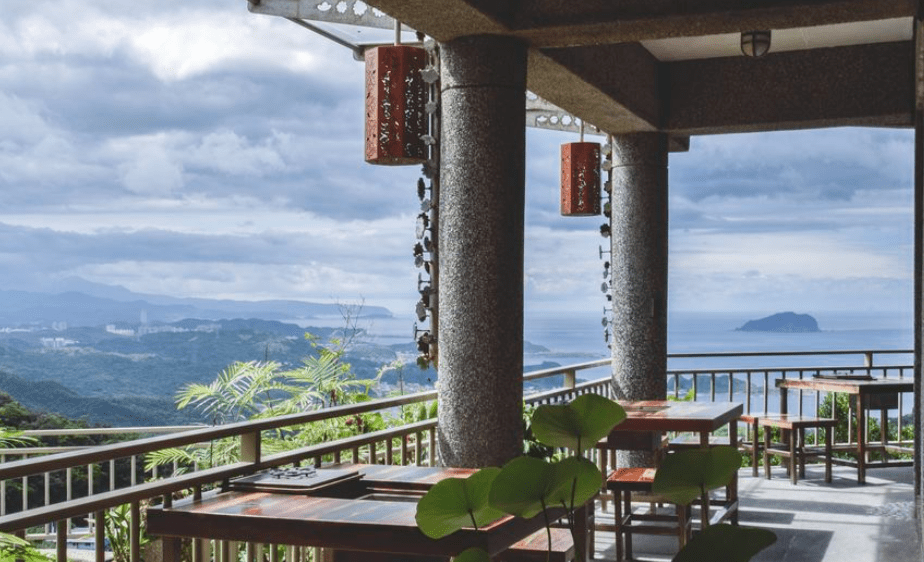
[{"left": 0, "top": 279, "right": 392, "bottom": 327}]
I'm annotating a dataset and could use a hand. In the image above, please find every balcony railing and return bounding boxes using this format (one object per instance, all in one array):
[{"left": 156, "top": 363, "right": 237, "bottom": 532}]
[{"left": 0, "top": 349, "right": 912, "bottom": 562}]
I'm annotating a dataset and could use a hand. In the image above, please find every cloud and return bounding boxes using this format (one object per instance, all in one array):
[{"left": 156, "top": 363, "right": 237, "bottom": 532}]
[{"left": 0, "top": 1, "right": 916, "bottom": 319}]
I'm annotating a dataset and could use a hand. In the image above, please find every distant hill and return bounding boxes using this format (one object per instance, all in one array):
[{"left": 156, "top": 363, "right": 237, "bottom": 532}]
[
  {"left": 736, "top": 312, "right": 820, "bottom": 333},
  {"left": 0, "top": 287, "right": 392, "bottom": 327},
  {"left": 0, "top": 317, "right": 400, "bottom": 426},
  {"left": 0, "top": 369, "right": 200, "bottom": 426}
]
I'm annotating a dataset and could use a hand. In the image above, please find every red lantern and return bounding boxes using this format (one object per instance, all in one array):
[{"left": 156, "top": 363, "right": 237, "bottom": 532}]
[
  {"left": 364, "top": 45, "right": 428, "bottom": 165},
  {"left": 560, "top": 142, "right": 601, "bottom": 216}
]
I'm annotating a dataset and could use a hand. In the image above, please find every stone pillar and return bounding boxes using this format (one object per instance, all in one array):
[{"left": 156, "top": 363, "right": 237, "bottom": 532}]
[
  {"left": 609, "top": 133, "right": 670, "bottom": 466},
  {"left": 913, "top": 18, "right": 924, "bottom": 531},
  {"left": 437, "top": 35, "right": 528, "bottom": 468}
]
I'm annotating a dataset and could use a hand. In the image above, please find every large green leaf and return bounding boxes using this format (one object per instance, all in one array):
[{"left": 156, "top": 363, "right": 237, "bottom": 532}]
[
  {"left": 653, "top": 446, "right": 742, "bottom": 506},
  {"left": 452, "top": 547, "right": 492, "bottom": 562},
  {"left": 416, "top": 467, "right": 504, "bottom": 539},
  {"left": 489, "top": 456, "right": 556, "bottom": 519},
  {"left": 673, "top": 524, "right": 776, "bottom": 562},
  {"left": 531, "top": 394, "right": 626, "bottom": 452},
  {"left": 546, "top": 456, "right": 604, "bottom": 511}
]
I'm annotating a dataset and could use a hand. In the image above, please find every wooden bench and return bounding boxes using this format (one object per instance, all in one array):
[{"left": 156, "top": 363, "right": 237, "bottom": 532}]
[
  {"left": 499, "top": 527, "right": 575, "bottom": 562},
  {"left": 605, "top": 468, "right": 692, "bottom": 562},
  {"left": 759, "top": 415, "right": 836, "bottom": 485}
]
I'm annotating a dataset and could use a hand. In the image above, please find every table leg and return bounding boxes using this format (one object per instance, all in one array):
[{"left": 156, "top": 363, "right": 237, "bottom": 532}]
[
  {"left": 789, "top": 428, "right": 797, "bottom": 486},
  {"left": 573, "top": 502, "right": 588, "bottom": 562},
  {"left": 880, "top": 405, "right": 889, "bottom": 460},
  {"left": 728, "top": 422, "right": 738, "bottom": 524},
  {"left": 798, "top": 427, "right": 806, "bottom": 480},
  {"left": 162, "top": 537, "right": 182, "bottom": 562},
  {"left": 763, "top": 427, "right": 771, "bottom": 480},
  {"left": 856, "top": 393, "right": 866, "bottom": 484}
]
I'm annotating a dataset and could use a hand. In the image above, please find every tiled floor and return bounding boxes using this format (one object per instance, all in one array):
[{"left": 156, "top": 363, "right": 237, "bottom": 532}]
[{"left": 591, "top": 465, "right": 921, "bottom": 562}]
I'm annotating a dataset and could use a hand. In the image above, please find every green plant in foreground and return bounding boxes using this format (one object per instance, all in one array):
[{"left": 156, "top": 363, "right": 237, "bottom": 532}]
[
  {"left": 414, "top": 395, "right": 776, "bottom": 562},
  {"left": 104, "top": 502, "right": 150, "bottom": 562},
  {"left": 0, "top": 532, "right": 52, "bottom": 562}
]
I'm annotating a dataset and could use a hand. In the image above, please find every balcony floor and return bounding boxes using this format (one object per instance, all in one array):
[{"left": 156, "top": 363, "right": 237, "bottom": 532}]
[{"left": 591, "top": 465, "right": 921, "bottom": 562}]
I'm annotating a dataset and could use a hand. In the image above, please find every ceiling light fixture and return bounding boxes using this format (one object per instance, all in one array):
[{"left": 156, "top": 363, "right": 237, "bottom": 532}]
[{"left": 741, "top": 30, "right": 771, "bottom": 58}]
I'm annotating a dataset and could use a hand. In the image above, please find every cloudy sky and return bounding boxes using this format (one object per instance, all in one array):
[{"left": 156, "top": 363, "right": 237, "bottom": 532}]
[{"left": 0, "top": 1, "right": 915, "bottom": 323}]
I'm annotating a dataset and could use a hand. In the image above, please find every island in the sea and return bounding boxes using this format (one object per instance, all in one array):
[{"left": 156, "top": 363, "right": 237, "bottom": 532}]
[{"left": 736, "top": 312, "right": 821, "bottom": 333}]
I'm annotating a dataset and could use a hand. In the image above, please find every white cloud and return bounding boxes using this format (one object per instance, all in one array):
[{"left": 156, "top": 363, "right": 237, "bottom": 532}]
[
  {"left": 186, "top": 129, "right": 285, "bottom": 175},
  {"left": 121, "top": 145, "right": 184, "bottom": 195}
]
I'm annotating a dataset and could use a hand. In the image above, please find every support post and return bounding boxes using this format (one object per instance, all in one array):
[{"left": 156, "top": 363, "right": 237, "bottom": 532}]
[
  {"left": 609, "top": 133, "right": 670, "bottom": 467},
  {"left": 914, "top": 15, "right": 924, "bottom": 516},
  {"left": 437, "top": 34, "right": 528, "bottom": 468}
]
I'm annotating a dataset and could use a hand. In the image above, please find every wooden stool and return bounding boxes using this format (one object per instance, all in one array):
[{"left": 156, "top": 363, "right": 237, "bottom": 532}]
[
  {"left": 759, "top": 415, "right": 835, "bottom": 484},
  {"left": 739, "top": 414, "right": 761, "bottom": 477},
  {"left": 499, "top": 528, "right": 575, "bottom": 562},
  {"left": 606, "top": 468, "right": 692, "bottom": 562}
]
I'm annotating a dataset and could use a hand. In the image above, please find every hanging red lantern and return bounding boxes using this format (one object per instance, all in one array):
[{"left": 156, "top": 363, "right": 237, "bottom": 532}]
[
  {"left": 364, "top": 45, "right": 428, "bottom": 165},
  {"left": 560, "top": 142, "right": 601, "bottom": 216}
]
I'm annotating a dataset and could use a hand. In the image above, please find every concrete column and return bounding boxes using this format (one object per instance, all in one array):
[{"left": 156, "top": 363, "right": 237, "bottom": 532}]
[
  {"left": 914, "top": 17, "right": 923, "bottom": 513},
  {"left": 437, "top": 35, "right": 528, "bottom": 468},
  {"left": 609, "top": 133, "right": 669, "bottom": 466}
]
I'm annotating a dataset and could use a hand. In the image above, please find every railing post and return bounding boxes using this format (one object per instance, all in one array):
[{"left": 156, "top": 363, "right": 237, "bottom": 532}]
[
  {"left": 241, "top": 432, "right": 261, "bottom": 466},
  {"left": 130, "top": 500, "right": 141, "bottom": 562},
  {"left": 56, "top": 519, "right": 66, "bottom": 562},
  {"left": 864, "top": 351, "right": 873, "bottom": 368},
  {"left": 564, "top": 369, "right": 576, "bottom": 389},
  {"left": 94, "top": 510, "right": 105, "bottom": 562}
]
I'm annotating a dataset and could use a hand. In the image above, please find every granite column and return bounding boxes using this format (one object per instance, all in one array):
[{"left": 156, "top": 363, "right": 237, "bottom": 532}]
[
  {"left": 609, "top": 133, "right": 670, "bottom": 466},
  {"left": 436, "top": 35, "right": 528, "bottom": 468}
]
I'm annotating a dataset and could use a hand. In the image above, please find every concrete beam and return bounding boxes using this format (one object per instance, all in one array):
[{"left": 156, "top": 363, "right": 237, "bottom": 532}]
[
  {"left": 527, "top": 45, "right": 659, "bottom": 135},
  {"left": 511, "top": 0, "right": 916, "bottom": 47},
  {"left": 665, "top": 40, "right": 914, "bottom": 134},
  {"left": 364, "top": 0, "right": 915, "bottom": 46}
]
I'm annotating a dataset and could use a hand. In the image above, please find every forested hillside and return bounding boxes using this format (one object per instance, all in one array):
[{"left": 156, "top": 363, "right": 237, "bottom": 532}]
[{"left": 0, "top": 318, "right": 421, "bottom": 426}]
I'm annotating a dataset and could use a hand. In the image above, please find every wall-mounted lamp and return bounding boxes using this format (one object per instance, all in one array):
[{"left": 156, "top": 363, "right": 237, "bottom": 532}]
[{"left": 741, "top": 30, "right": 771, "bottom": 57}]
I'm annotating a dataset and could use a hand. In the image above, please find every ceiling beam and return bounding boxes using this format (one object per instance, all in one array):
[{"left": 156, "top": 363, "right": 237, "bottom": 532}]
[
  {"left": 665, "top": 40, "right": 914, "bottom": 135},
  {"left": 352, "top": 0, "right": 511, "bottom": 42},
  {"left": 511, "top": 0, "right": 916, "bottom": 48},
  {"left": 364, "top": 0, "right": 916, "bottom": 46},
  {"left": 530, "top": 43, "right": 662, "bottom": 134}
]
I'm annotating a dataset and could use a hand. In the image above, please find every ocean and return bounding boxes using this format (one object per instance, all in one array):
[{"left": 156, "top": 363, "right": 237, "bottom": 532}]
[
  {"left": 344, "top": 309, "right": 915, "bottom": 413},
  {"left": 343, "top": 308, "right": 914, "bottom": 370}
]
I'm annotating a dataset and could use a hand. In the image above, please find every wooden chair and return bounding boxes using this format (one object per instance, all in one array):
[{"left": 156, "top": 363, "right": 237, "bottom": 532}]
[
  {"left": 759, "top": 414, "right": 835, "bottom": 484},
  {"left": 606, "top": 467, "right": 692, "bottom": 562},
  {"left": 739, "top": 414, "right": 761, "bottom": 477}
]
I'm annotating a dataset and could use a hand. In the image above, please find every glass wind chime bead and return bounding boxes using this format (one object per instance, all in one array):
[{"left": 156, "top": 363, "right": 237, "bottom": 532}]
[
  {"left": 364, "top": 45, "right": 428, "bottom": 165},
  {"left": 560, "top": 142, "right": 602, "bottom": 216}
]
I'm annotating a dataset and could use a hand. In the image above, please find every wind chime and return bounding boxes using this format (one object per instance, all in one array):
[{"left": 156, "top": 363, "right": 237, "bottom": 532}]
[
  {"left": 600, "top": 136, "right": 614, "bottom": 347},
  {"left": 559, "top": 125, "right": 613, "bottom": 347},
  {"left": 364, "top": 25, "right": 440, "bottom": 369},
  {"left": 364, "top": 26, "right": 428, "bottom": 165},
  {"left": 560, "top": 123, "right": 601, "bottom": 217}
]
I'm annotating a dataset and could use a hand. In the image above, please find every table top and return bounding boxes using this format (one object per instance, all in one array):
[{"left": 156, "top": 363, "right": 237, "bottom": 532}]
[
  {"left": 147, "top": 464, "right": 555, "bottom": 557},
  {"left": 616, "top": 400, "right": 743, "bottom": 432},
  {"left": 776, "top": 377, "right": 913, "bottom": 394}
]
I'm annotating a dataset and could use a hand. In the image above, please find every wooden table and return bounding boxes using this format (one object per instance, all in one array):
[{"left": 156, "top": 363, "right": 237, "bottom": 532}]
[
  {"left": 600, "top": 400, "right": 744, "bottom": 527},
  {"left": 147, "top": 464, "right": 564, "bottom": 562},
  {"left": 777, "top": 377, "right": 914, "bottom": 484}
]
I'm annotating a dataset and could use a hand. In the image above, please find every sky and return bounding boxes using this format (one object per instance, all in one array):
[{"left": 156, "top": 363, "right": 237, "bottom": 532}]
[{"left": 0, "top": 0, "right": 916, "bottom": 324}]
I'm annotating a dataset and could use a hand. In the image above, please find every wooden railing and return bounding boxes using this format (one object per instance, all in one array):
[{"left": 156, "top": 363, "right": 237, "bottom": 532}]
[{"left": 0, "top": 349, "right": 912, "bottom": 562}]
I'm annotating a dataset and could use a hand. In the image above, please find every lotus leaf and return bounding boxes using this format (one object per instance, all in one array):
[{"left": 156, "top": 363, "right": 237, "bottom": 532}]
[
  {"left": 653, "top": 446, "right": 742, "bottom": 506},
  {"left": 531, "top": 394, "right": 626, "bottom": 452},
  {"left": 415, "top": 467, "right": 504, "bottom": 539}
]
